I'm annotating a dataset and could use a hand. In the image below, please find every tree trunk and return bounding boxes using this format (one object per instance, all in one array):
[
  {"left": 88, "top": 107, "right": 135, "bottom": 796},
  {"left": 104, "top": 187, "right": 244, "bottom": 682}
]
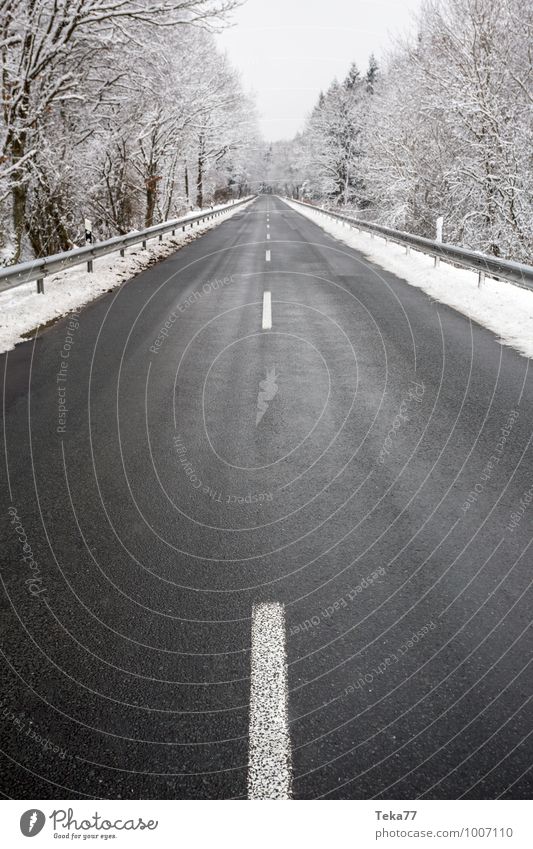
[
  {"left": 145, "top": 174, "right": 158, "bottom": 228},
  {"left": 196, "top": 155, "right": 204, "bottom": 208},
  {"left": 5, "top": 51, "right": 31, "bottom": 262},
  {"left": 10, "top": 134, "right": 29, "bottom": 263},
  {"left": 11, "top": 177, "right": 27, "bottom": 264},
  {"left": 27, "top": 195, "right": 72, "bottom": 257},
  {"left": 196, "top": 134, "right": 205, "bottom": 208}
]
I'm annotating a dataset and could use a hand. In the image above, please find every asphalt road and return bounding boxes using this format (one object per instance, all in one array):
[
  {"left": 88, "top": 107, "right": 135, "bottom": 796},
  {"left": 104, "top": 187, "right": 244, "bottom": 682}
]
[{"left": 1, "top": 195, "right": 531, "bottom": 800}]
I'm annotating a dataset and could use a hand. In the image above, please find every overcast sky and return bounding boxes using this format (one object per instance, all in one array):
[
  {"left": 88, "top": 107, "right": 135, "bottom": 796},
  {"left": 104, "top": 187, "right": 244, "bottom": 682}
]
[{"left": 217, "top": 0, "right": 422, "bottom": 141}]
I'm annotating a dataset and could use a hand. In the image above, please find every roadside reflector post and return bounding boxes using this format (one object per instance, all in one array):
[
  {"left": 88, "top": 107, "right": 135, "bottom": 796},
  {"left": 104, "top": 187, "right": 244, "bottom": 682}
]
[
  {"left": 142, "top": 240, "right": 147, "bottom": 250},
  {"left": 120, "top": 248, "right": 125, "bottom": 258},
  {"left": 84, "top": 217, "right": 93, "bottom": 245},
  {"left": 478, "top": 270, "right": 485, "bottom": 287},
  {"left": 87, "top": 259, "right": 93, "bottom": 273},
  {"left": 37, "top": 278, "right": 44, "bottom": 294}
]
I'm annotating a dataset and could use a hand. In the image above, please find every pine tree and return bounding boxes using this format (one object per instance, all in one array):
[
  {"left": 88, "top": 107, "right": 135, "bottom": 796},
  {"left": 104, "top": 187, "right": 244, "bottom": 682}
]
[
  {"left": 366, "top": 54, "right": 379, "bottom": 93},
  {"left": 344, "top": 62, "right": 361, "bottom": 91}
]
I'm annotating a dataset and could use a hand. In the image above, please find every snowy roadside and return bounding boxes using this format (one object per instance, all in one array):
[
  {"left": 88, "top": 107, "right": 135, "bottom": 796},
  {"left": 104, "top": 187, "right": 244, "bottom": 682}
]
[
  {"left": 0, "top": 198, "right": 254, "bottom": 354},
  {"left": 284, "top": 199, "right": 533, "bottom": 360}
]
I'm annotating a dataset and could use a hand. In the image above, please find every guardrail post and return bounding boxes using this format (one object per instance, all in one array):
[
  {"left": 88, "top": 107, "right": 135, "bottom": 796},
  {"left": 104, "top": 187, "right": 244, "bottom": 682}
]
[
  {"left": 87, "top": 259, "right": 93, "bottom": 273},
  {"left": 405, "top": 246, "right": 410, "bottom": 255},
  {"left": 434, "top": 256, "right": 440, "bottom": 268},
  {"left": 37, "top": 278, "right": 44, "bottom": 294},
  {"left": 159, "top": 234, "right": 163, "bottom": 242},
  {"left": 142, "top": 240, "right": 147, "bottom": 250},
  {"left": 478, "top": 270, "right": 485, "bottom": 287}
]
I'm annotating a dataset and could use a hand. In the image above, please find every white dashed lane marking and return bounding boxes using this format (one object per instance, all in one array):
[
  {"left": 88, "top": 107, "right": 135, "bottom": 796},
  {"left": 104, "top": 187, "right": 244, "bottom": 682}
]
[
  {"left": 262, "top": 291, "right": 272, "bottom": 330},
  {"left": 248, "top": 602, "right": 292, "bottom": 799},
  {"left": 267, "top": 234, "right": 270, "bottom": 239},
  {"left": 266, "top": 250, "right": 271, "bottom": 262}
]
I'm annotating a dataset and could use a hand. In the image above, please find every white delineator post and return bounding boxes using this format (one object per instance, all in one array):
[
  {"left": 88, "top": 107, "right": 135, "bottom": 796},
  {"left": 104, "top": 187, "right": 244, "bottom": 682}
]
[{"left": 85, "top": 218, "right": 94, "bottom": 272}]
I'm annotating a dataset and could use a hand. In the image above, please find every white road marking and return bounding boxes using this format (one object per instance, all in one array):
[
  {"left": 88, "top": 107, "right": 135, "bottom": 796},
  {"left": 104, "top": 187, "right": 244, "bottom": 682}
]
[
  {"left": 265, "top": 250, "right": 271, "bottom": 262},
  {"left": 267, "top": 233, "right": 270, "bottom": 239},
  {"left": 262, "top": 291, "right": 272, "bottom": 329},
  {"left": 248, "top": 602, "right": 292, "bottom": 799},
  {"left": 267, "top": 223, "right": 270, "bottom": 229}
]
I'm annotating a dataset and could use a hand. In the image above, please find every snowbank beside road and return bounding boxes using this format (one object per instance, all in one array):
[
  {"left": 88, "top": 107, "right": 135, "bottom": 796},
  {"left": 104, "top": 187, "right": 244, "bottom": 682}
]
[
  {"left": 284, "top": 199, "right": 533, "bottom": 360},
  {"left": 0, "top": 199, "right": 253, "bottom": 354}
]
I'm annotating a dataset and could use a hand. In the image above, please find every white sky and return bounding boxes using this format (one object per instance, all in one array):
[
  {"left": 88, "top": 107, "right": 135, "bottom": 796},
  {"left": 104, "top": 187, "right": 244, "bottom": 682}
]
[{"left": 217, "top": 0, "right": 422, "bottom": 141}]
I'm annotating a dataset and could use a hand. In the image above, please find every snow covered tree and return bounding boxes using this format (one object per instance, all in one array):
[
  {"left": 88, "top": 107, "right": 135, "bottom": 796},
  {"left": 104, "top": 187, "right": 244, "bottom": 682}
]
[
  {"left": 365, "top": 54, "right": 379, "bottom": 93},
  {"left": 300, "top": 60, "right": 372, "bottom": 207},
  {"left": 284, "top": 0, "right": 532, "bottom": 260},
  {"left": 363, "top": 0, "right": 532, "bottom": 258},
  {"left": 412, "top": 0, "right": 532, "bottom": 257},
  {"left": 0, "top": 0, "right": 241, "bottom": 261}
]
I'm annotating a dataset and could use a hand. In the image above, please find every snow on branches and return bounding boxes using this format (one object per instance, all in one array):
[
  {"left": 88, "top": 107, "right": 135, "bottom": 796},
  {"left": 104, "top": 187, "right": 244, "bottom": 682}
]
[
  {"left": 0, "top": 0, "right": 252, "bottom": 261},
  {"left": 268, "top": 0, "right": 532, "bottom": 262}
]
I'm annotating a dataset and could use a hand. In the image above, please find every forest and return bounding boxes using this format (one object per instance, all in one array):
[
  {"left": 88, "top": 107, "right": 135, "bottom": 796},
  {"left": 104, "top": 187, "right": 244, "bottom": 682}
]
[
  {"left": 1, "top": 0, "right": 531, "bottom": 264},
  {"left": 0, "top": 0, "right": 260, "bottom": 262},
  {"left": 267, "top": 0, "right": 532, "bottom": 262}
]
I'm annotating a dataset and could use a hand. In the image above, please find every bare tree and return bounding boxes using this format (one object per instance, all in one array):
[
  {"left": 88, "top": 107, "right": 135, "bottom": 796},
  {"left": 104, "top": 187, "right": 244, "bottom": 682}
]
[{"left": 0, "top": 0, "right": 240, "bottom": 260}]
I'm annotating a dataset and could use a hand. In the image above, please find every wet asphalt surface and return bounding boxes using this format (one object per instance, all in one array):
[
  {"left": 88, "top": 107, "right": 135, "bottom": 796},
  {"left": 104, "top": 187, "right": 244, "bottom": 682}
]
[{"left": 0, "top": 195, "right": 531, "bottom": 799}]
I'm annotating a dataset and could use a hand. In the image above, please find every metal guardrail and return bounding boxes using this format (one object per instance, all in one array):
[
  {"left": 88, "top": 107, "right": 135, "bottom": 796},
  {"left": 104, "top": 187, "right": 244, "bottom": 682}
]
[
  {"left": 0, "top": 196, "right": 254, "bottom": 294},
  {"left": 285, "top": 197, "right": 533, "bottom": 290}
]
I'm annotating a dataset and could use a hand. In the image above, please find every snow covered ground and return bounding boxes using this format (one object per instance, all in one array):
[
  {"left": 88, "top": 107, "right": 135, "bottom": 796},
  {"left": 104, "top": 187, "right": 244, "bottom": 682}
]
[
  {"left": 0, "top": 199, "right": 253, "bottom": 354},
  {"left": 284, "top": 199, "right": 533, "bottom": 360}
]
